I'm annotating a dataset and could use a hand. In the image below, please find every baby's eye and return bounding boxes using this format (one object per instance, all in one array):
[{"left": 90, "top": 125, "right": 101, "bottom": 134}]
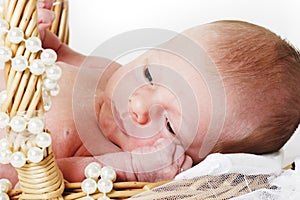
[
  {"left": 166, "top": 118, "right": 176, "bottom": 135},
  {"left": 144, "top": 66, "right": 153, "bottom": 85}
]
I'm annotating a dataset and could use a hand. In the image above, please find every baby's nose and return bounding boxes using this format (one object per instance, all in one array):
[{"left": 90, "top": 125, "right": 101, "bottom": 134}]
[
  {"left": 128, "top": 85, "right": 159, "bottom": 125},
  {"left": 128, "top": 93, "right": 150, "bottom": 125}
]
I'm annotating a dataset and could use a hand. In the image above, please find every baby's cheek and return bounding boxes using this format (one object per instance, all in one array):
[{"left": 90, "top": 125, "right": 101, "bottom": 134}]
[{"left": 98, "top": 103, "right": 115, "bottom": 137}]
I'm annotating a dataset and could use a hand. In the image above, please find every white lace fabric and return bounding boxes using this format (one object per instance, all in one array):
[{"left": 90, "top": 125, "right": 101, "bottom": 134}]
[{"left": 130, "top": 153, "right": 300, "bottom": 200}]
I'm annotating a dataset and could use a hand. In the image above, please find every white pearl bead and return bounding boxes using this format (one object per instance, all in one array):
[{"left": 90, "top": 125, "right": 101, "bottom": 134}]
[
  {"left": 10, "top": 116, "right": 27, "bottom": 132},
  {"left": 0, "top": 19, "right": 9, "bottom": 35},
  {"left": 81, "top": 178, "right": 97, "bottom": 195},
  {"left": 0, "top": 112, "right": 9, "bottom": 128},
  {"left": 81, "top": 196, "right": 94, "bottom": 200},
  {"left": 0, "top": 90, "right": 7, "bottom": 105},
  {"left": 0, "top": 178, "right": 12, "bottom": 193},
  {"left": 84, "top": 162, "right": 102, "bottom": 179},
  {"left": 0, "top": 192, "right": 9, "bottom": 200},
  {"left": 41, "top": 49, "right": 57, "bottom": 65},
  {"left": 43, "top": 78, "right": 57, "bottom": 90},
  {"left": 27, "top": 117, "right": 44, "bottom": 134},
  {"left": 101, "top": 166, "right": 116, "bottom": 182},
  {"left": 97, "top": 179, "right": 113, "bottom": 193},
  {"left": 27, "top": 147, "right": 43, "bottom": 163},
  {"left": 29, "top": 59, "right": 45, "bottom": 75},
  {"left": 98, "top": 196, "right": 110, "bottom": 200},
  {"left": 0, "top": 149, "right": 12, "bottom": 164},
  {"left": 25, "top": 37, "right": 42, "bottom": 53},
  {"left": 49, "top": 84, "right": 60, "bottom": 97},
  {"left": 11, "top": 55, "right": 28, "bottom": 72},
  {"left": 0, "top": 138, "right": 10, "bottom": 150},
  {"left": 0, "top": 47, "right": 12, "bottom": 63},
  {"left": 46, "top": 64, "right": 62, "bottom": 81},
  {"left": 10, "top": 151, "right": 26, "bottom": 168},
  {"left": 7, "top": 27, "right": 24, "bottom": 44},
  {"left": 35, "top": 132, "right": 52, "bottom": 148},
  {"left": 42, "top": 94, "right": 52, "bottom": 111}
]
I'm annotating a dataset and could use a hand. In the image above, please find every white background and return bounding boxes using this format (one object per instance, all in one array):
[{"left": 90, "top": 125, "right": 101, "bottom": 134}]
[
  {"left": 68, "top": 0, "right": 300, "bottom": 164},
  {"left": 69, "top": 0, "right": 300, "bottom": 54}
]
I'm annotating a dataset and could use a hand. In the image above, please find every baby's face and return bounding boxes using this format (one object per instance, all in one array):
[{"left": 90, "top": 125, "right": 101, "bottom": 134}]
[{"left": 98, "top": 35, "right": 218, "bottom": 162}]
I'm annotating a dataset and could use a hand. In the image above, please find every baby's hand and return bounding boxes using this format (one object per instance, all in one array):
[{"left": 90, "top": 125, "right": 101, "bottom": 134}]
[
  {"left": 129, "top": 138, "right": 193, "bottom": 181},
  {"left": 37, "top": 0, "right": 61, "bottom": 51},
  {"left": 96, "top": 138, "right": 193, "bottom": 182},
  {"left": 37, "top": 0, "right": 55, "bottom": 38},
  {"left": 54, "top": 138, "right": 193, "bottom": 183},
  {"left": 37, "top": 0, "right": 55, "bottom": 31}
]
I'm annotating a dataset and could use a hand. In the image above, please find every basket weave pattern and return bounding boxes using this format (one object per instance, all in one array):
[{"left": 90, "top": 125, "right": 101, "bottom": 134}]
[{"left": 1, "top": 0, "right": 65, "bottom": 199}]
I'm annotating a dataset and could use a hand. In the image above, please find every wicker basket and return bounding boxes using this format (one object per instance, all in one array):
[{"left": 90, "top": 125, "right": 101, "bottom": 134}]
[
  {"left": 49, "top": 0, "right": 69, "bottom": 44},
  {"left": 1, "top": 0, "right": 65, "bottom": 199}
]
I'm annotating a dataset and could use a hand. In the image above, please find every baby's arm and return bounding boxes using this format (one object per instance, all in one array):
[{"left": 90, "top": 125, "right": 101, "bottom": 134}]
[
  {"left": 38, "top": 1, "right": 85, "bottom": 66},
  {"left": 42, "top": 30, "right": 86, "bottom": 66},
  {"left": 57, "top": 138, "right": 193, "bottom": 182}
]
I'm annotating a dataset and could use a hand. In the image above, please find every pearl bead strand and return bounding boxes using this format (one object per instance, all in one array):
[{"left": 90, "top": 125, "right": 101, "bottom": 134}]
[
  {"left": 0, "top": 18, "right": 62, "bottom": 112},
  {"left": 0, "top": 179, "right": 12, "bottom": 200},
  {"left": 0, "top": 18, "right": 60, "bottom": 167},
  {"left": 81, "top": 162, "right": 117, "bottom": 200},
  {"left": 0, "top": 113, "right": 52, "bottom": 167},
  {"left": 0, "top": 132, "right": 51, "bottom": 168}
]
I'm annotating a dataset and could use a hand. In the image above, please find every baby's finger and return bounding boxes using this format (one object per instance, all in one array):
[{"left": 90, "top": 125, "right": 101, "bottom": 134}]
[
  {"left": 172, "top": 143, "right": 193, "bottom": 173},
  {"left": 38, "top": 9, "right": 55, "bottom": 31},
  {"left": 37, "top": 0, "right": 54, "bottom": 10},
  {"left": 0, "top": 164, "right": 18, "bottom": 186},
  {"left": 180, "top": 154, "right": 193, "bottom": 172},
  {"left": 130, "top": 139, "right": 186, "bottom": 181}
]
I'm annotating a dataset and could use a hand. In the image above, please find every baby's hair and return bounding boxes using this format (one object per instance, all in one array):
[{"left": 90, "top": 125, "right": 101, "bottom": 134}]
[{"left": 207, "top": 20, "right": 300, "bottom": 154}]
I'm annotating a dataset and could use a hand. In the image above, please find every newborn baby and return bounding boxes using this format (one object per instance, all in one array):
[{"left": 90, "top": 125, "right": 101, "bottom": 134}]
[
  {"left": 42, "top": 19, "right": 300, "bottom": 182},
  {"left": 1, "top": 2, "right": 300, "bottom": 185}
]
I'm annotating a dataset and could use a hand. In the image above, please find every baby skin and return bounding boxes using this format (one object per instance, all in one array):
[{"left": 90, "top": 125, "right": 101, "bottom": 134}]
[{"left": 1, "top": 3, "right": 300, "bottom": 186}]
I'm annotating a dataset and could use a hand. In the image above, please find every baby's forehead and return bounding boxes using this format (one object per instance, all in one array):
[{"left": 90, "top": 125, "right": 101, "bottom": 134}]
[{"left": 137, "top": 39, "right": 214, "bottom": 72}]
